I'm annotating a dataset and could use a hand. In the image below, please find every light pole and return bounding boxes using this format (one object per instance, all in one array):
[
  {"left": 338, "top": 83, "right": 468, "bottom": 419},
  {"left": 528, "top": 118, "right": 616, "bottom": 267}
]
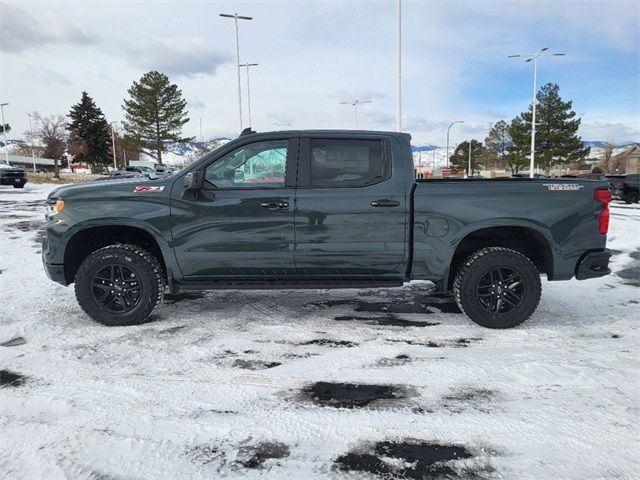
[
  {"left": 109, "top": 122, "right": 117, "bottom": 170},
  {"left": 509, "top": 47, "right": 565, "bottom": 178},
  {"left": 396, "top": 0, "right": 402, "bottom": 132},
  {"left": 0, "top": 102, "right": 9, "bottom": 165},
  {"left": 27, "top": 112, "right": 36, "bottom": 172},
  {"left": 220, "top": 12, "right": 253, "bottom": 134},
  {"left": 446, "top": 120, "right": 464, "bottom": 168},
  {"left": 468, "top": 139, "right": 472, "bottom": 177},
  {"left": 340, "top": 100, "right": 372, "bottom": 129},
  {"left": 239, "top": 63, "right": 258, "bottom": 127}
]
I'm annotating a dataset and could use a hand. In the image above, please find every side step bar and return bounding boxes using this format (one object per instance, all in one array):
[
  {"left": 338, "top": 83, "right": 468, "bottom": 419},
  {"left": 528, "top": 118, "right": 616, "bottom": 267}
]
[{"left": 173, "top": 279, "right": 404, "bottom": 292}]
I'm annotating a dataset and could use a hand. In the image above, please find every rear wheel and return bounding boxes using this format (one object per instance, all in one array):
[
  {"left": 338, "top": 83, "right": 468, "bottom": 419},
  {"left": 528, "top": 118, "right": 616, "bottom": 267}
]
[
  {"left": 453, "top": 247, "right": 541, "bottom": 329},
  {"left": 13, "top": 183, "right": 25, "bottom": 189},
  {"left": 74, "top": 244, "right": 165, "bottom": 326},
  {"left": 626, "top": 191, "right": 639, "bottom": 204}
]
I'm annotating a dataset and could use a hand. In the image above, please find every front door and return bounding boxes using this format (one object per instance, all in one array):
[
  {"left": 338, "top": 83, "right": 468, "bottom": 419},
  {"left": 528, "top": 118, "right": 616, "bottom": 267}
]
[
  {"left": 293, "top": 136, "right": 409, "bottom": 280},
  {"left": 170, "top": 137, "right": 297, "bottom": 279}
]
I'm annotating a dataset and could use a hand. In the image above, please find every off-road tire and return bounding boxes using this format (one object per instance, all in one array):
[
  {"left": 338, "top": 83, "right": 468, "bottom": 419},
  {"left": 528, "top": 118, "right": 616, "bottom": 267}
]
[
  {"left": 626, "top": 191, "right": 639, "bottom": 204},
  {"left": 74, "top": 244, "right": 165, "bottom": 326},
  {"left": 453, "top": 247, "right": 541, "bottom": 329}
]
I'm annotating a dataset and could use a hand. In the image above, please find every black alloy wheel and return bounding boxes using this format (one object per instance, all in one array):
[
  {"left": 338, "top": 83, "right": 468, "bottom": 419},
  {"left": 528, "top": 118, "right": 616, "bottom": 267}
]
[
  {"left": 91, "top": 264, "right": 143, "bottom": 313},
  {"left": 475, "top": 266, "right": 525, "bottom": 314}
]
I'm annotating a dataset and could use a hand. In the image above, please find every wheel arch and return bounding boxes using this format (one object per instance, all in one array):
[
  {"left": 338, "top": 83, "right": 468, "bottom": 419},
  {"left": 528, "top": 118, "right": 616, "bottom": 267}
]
[
  {"left": 63, "top": 224, "right": 168, "bottom": 284},
  {"left": 445, "top": 225, "right": 554, "bottom": 290}
]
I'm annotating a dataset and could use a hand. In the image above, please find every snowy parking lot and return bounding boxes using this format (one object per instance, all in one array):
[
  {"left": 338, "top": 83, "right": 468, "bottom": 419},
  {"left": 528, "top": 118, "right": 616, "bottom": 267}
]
[{"left": 1, "top": 183, "right": 638, "bottom": 479}]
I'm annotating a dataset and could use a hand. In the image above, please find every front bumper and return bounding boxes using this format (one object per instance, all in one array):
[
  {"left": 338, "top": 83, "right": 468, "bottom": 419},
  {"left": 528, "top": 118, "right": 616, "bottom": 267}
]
[{"left": 575, "top": 249, "right": 611, "bottom": 280}]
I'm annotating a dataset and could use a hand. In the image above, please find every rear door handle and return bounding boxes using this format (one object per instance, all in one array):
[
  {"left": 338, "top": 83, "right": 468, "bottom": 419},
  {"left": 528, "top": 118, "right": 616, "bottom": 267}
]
[
  {"left": 260, "top": 201, "right": 289, "bottom": 210},
  {"left": 371, "top": 199, "right": 400, "bottom": 207}
]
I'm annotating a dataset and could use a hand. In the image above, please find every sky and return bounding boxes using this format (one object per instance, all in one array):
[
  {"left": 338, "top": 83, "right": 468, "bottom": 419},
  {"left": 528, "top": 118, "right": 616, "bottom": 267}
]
[{"left": 1, "top": 0, "right": 639, "bottom": 146}]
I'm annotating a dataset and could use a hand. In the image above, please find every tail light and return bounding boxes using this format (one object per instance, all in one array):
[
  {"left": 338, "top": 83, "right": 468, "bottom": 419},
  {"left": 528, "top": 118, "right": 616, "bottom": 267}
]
[{"left": 595, "top": 189, "right": 611, "bottom": 235}]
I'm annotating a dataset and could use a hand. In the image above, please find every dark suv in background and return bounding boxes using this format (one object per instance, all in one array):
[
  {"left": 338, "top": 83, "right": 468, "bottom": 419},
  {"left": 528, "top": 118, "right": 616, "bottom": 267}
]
[{"left": 612, "top": 174, "right": 639, "bottom": 204}]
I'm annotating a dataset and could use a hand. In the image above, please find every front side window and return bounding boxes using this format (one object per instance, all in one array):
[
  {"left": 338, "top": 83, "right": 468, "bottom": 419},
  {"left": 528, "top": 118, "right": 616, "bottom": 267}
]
[
  {"left": 204, "top": 140, "right": 288, "bottom": 188},
  {"left": 310, "top": 139, "right": 388, "bottom": 187}
]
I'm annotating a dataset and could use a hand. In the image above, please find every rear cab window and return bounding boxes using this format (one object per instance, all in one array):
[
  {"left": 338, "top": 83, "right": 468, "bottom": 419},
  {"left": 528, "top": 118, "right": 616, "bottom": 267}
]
[{"left": 298, "top": 137, "right": 390, "bottom": 188}]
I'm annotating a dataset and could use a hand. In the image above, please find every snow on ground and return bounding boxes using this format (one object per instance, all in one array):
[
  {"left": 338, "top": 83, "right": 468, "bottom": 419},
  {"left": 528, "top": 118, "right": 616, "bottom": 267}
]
[{"left": 0, "top": 183, "right": 639, "bottom": 480}]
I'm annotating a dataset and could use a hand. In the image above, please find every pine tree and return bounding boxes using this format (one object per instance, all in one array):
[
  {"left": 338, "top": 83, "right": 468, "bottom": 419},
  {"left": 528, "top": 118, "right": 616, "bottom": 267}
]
[
  {"left": 67, "top": 92, "right": 111, "bottom": 170},
  {"left": 449, "top": 140, "right": 484, "bottom": 175},
  {"left": 506, "top": 116, "right": 531, "bottom": 175},
  {"left": 0, "top": 123, "right": 10, "bottom": 134},
  {"left": 122, "top": 71, "right": 191, "bottom": 164},
  {"left": 511, "top": 83, "right": 588, "bottom": 174}
]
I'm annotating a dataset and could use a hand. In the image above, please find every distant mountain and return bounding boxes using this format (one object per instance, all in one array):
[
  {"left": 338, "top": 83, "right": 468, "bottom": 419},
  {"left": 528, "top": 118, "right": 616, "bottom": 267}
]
[
  {"left": 411, "top": 144, "right": 439, "bottom": 152},
  {"left": 582, "top": 140, "right": 638, "bottom": 149},
  {"left": 139, "top": 138, "right": 232, "bottom": 165}
]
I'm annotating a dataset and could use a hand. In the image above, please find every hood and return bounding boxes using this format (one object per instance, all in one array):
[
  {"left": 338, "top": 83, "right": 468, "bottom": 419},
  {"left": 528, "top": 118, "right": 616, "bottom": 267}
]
[
  {"left": 49, "top": 176, "right": 174, "bottom": 199},
  {"left": 0, "top": 162, "right": 25, "bottom": 171}
]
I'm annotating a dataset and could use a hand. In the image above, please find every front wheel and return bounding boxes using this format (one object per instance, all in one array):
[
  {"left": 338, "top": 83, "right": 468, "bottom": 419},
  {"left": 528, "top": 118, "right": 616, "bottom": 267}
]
[
  {"left": 626, "top": 191, "right": 639, "bottom": 204},
  {"left": 13, "top": 183, "right": 25, "bottom": 189},
  {"left": 453, "top": 247, "right": 541, "bottom": 329},
  {"left": 74, "top": 244, "right": 165, "bottom": 326}
]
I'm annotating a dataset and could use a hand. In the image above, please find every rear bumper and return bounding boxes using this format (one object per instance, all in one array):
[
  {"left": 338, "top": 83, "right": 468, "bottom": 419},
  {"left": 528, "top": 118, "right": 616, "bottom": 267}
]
[{"left": 575, "top": 249, "right": 611, "bottom": 280}]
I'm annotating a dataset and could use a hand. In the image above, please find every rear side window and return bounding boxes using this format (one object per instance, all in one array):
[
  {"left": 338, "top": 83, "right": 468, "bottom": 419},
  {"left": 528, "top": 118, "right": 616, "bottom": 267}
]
[{"left": 310, "top": 139, "right": 389, "bottom": 187}]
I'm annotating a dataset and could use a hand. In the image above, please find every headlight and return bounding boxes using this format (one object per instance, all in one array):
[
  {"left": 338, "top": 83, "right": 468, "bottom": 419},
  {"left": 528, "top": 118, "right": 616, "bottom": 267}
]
[
  {"left": 54, "top": 200, "right": 64, "bottom": 214},
  {"left": 46, "top": 198, "right": 64, "bottom": 219}
]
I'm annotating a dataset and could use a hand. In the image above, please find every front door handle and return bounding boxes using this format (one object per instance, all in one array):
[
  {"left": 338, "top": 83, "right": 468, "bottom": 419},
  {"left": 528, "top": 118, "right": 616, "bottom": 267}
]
[
  {"left": 371, "top": 199, "right": 400, "bottom": 208},
  {"left": 261, "top": 201, "right": 289, "bottom": 210}
]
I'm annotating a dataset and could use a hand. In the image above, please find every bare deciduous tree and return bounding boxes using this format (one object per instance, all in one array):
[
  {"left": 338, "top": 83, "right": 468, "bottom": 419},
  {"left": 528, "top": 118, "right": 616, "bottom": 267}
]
[
  {"left": 599, "top": 142, "right": 614, "bottom": 174},
  {"left": 33, "top": 114, "right": 67, "bottom": 179}
]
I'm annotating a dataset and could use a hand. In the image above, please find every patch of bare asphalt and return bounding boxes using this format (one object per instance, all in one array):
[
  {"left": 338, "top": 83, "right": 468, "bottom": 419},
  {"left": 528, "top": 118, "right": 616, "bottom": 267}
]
[
  {"left": 386, "top": 337, "right": 483, "bottom": 348},
  {"left": 334, "top": 439, "right": 496, "bottom": 479},
  {"left": 301, "top": 381, "right": 414, "bottom": 409},
  {"left": 616, "top": 263, "right": 640, "bottom": 286},
  {"left": 0, "top": 336, "right": 27, "bottom": 347},
  {"left": 334, "top": 314, "right": 440, "bottom": 327},
  {"left": 236, "top": 441, "right": 290, "bottom": 469},
  {"left": 1, "top": 369, "right": 27, "bottom": 387},
  {"left": 233, "top": 359, "right": 281, "bottom": 370},
  {"left": 186, "top": 441, "right": 290, "bottom": 471},
  {"left": 299, "top": 338, "right": 358, "bottom": 347}
]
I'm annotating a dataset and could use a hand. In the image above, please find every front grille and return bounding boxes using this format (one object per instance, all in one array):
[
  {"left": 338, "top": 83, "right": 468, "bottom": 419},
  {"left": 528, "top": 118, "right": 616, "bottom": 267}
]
[{"left": 2, "top": 171, "right": 26, "bottom": 179}]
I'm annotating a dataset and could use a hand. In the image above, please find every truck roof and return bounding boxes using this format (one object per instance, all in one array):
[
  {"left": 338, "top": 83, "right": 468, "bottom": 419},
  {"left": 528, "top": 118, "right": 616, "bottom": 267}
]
[{"left": 241, "top": 129, "right": 412, "bottom": 142}]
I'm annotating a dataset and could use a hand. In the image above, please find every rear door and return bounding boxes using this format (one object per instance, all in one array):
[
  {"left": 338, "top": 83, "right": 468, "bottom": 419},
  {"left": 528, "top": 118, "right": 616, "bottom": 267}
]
[
  {"left": 170, "top": 136, "right": 297, "bottom": 279},
  {"left": 293, "top": 135, "right": 409, "bottom": 280}
]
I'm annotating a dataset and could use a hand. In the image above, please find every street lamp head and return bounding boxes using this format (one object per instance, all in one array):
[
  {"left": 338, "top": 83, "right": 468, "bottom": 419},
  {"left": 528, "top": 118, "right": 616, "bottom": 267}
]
[
  {"left": 525, "top": 57, "right": 533, "bottom": 62},
  {"left": 541, "top": 47, "right": 549, "bottom": 52},
  {"left": 0, "top": 103, "right": 8, "bottom": 107},
  {"left": 507, "top": 55, "right": 521, "bottom": 58},
  {"left": 553, "top": 53, "right": 566, "bottom": 56},
  {"left": 219, "top": 13, "right": 252, "bottom": 20}
]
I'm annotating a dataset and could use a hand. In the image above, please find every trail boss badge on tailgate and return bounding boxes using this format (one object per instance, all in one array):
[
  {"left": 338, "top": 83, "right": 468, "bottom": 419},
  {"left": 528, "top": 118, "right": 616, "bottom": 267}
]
[
  {"left": 543, "top": 183, "right": 584, "bottom": 191},
  {"left": 134, "top": 186, "right": 165, "bottom": 193}
]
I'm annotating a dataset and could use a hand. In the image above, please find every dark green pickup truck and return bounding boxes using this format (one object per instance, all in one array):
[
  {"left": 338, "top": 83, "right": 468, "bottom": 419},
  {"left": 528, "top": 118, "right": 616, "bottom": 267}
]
[{"left": 43, "top": 130, "right": 612, "bottom": 328}]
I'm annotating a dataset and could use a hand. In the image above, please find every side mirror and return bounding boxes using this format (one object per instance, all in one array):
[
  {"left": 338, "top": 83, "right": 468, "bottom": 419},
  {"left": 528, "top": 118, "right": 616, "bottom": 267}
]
[{"left": 184, "top": 171, "right": 203, "bottom": 190}]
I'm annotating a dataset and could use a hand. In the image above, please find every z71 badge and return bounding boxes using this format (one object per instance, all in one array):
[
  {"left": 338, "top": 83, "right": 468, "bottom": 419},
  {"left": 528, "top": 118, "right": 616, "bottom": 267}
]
[
  {"left": 543, "top": 183, "right": 584, "bottom": 191},
  {"left": 134, "top": 186, "right": 165, "bottom": 193}
]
